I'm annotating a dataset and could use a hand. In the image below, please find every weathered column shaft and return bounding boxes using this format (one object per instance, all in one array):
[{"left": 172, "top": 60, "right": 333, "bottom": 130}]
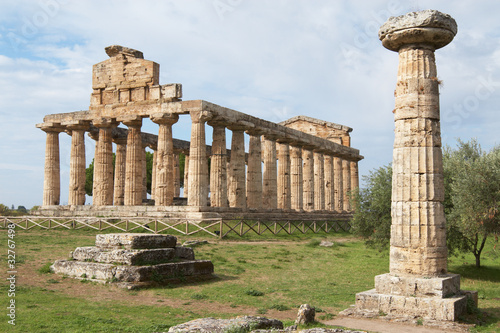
[
  {"left": 334, "top": 157, "right": 343, "bottom": 211},
  {"left": 124, "top": 119, "right": 143, "bottom": 206},
  {"left": 68, "top": 128, "right": 86, "bottom": 206},
  {"left": 324, "top": 155, "right": 334, "bottom": 211},
  {"left": 262, "top": 137, "right": 277, "bottom": 209},
  {"left": 228, "top": 129, "right": 246, "bottom": 208},
  {"left": 290, "top": 145, "right": 303, "bottom": 210},
  {"left": 142, "top": 146, "right": 148, "bottom": 200},
  {"left": 42, "top": 129, "right": 62, "bottom": 206},
  {"left": 187, "top": 111, "right": 210, "bottom": 207},
  {"left": 151, "top": 150, "right": 157, "bottom": 200},
  {"left": 342, "top": 159, "right": 352, "bottom": 211},
  {"left": 152, "top": 114, "right": 178, "bottom": 206},
  {"left": 210, "top": 125, "right": 228, "bottom": 207},
  {"left": 350, "top": 161, "right": 359, "bottom": 192},
  {"left": 174, "top": 154, "right": 181, "bottom": 197},
  {"left": 246, "top": 133, "right": 263, "bottom": 209},
  {"left": 113, "top": 140, "right": 126, "bottom": 206},
  {"left": 314, "top": 152, "right": 325, "bottom": 210},
  {"left": 302, "top": 149, "right": 314, "bottom": 211},
  {"left": 277, "top": 142, "right": 291, "bottom": 210},
  {"left": 390, "top": 46, "right": 447, "bottom": 276},
  {"left": 93, "top": 125, "right": 114, "bottom": 206},
  {"left": 183, "top": 155, "right": 189, "bottom": 198}
]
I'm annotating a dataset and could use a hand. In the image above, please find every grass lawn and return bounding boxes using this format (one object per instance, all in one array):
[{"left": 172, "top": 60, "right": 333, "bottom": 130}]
[{"left": 0, "top": 227, "right": 498, "bottom": 332}]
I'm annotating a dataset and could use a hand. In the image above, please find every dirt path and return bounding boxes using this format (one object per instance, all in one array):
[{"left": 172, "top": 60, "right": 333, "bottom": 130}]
[{"left": 326, "top": 317, "right": 469, "bottom": 333}]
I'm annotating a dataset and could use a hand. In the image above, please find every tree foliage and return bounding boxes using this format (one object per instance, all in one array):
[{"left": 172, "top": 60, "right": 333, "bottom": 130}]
[
  {"left": 444, "top": 139, "right": 500, "bottom": 267},
  {"left": 350, "top": 164, "right": 392, "bottom": 249},
  {"left": 352, "top": 139, "right": 500, "bottom": 267}
]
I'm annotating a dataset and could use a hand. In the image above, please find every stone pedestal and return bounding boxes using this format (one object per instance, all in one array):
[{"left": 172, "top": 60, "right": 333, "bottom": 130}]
[
  {"left": 345, "top": 10, "right": 477, "bottom": 323},
  {"left": 51, "top": 233, "right": 214, "bottom": 289}
]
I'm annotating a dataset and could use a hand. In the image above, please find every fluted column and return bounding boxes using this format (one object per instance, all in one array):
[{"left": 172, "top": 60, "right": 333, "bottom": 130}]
[
  {"left": 93, "top": 118, "right": 117, "bottom": 206},
  {"left": 302, "top": 148, "right": 314, "bottom": 211},
  {"left": 187, "top": 111, "right": 211, "bottom": 207},
  {"left": 290, "top": 145, "right": 303, "bottom": 211},
  {"left": 113, "top": 138, "right": 127, "bottom": 206},
  {"left": 151, "top": 113, "right": 179, "bottom": 206},
  {"left": 350, "top": 160, "right": 359, "bottom": 195},
  {"left": 246, "top": 132, "right": 262, "bottom": 209},
  {"left": 151, "top": 149, "right": 157, "bottom": 201},
  {"left": 228, "top": 127, "right": 246, "bottom": 209},
  {"left": 314, "top": 152, "right": 325, "bottom": 210},
  {"left": 122, "top": 117, "right": 143, "bottom": 206},
  {"left": 334, "top": 157, "right": 343, "bottom": 212},
  {"left": 174, "top": 154, "right": 181, "bottom": 197},
  {"left": 262, "top": 136, "right": 278, "bottom": 210},
  {"left": 67, "top": 123, "right": 88, "bottom": 206},
  {"left": 142, "top": 144, "right": 148, "bottom": 200},
  {"left": 209, "top": 124, "right": 228, "bottom": 207},
  {"left": 342, "top": 159, "right": 352, "bottom": 211},
  {"left": 183, "top": 155, "right": 189, "bottom": 198},
  {"left": 41, "top": 124, "right": 63, "bottom": 206},
  {"left": 277, "top": 142, "right": 291, "bottom": 210},
  {"left": 324, "top": 155, "right": 334, "bottom": 211}
]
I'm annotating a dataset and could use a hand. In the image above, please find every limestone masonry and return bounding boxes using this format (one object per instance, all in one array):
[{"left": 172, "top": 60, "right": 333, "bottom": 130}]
[
  {"left": 51, "top": 233, "right": 214, "bottom": 288},
  {"left": 342, "top": 10, "right": 478, "bottom": 322},
  {"left": 36, "top": 45, "right": 363, "bottom": 221}
]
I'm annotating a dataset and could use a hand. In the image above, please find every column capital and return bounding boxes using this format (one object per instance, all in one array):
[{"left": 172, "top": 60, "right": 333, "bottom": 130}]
[
  {"left": 379, "top": 10, "right": 457, "bottom": 52},
  {"left": 37, "top": 122, "right": 65, "bottom": 133},
  {"left": 65, "top": 120, "right": 91, "bottom": 131},
  {"left": 190, "top": 110, "right": 212, "bottom": 124},
  {"left": 93, "top": 117, "right": 118, "bottom": 128},
  {"left": 118, "top": 115, "right": 142, "bottom": 127},
  {"left": 150, "top": 112, "right": 179, "bottom": 125}
]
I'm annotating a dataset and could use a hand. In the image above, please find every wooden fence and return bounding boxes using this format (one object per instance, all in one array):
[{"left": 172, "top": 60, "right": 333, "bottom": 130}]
[{"left": 0, "top": 216, "right": 351, "bottom": 238}]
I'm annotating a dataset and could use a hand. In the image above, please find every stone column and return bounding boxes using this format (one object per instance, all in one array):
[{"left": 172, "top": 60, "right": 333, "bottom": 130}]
[
  {"left": 228, "top": 127, "right": 246, "bottom": 209},
  {"left": 174, "top": 154, "right": 181, "bottom": 197},
  {"left": 142, "top": 145, "right": 148, "bottom": 201},
  {"left": 290, "top": 145, "right": 303, "bottom": 211},
  {"left": 183, "top": 155, "right": 189, "bottom": 198},
  {"left": 151, "top": 149, "right": 157, "bottom": 201},
  {"left": 350, "top": 161, "right": 359, "bottom": 193},
  {"left": 113, "top": 138, "right": 127, "bottom": 206},
  {"left": 342, "top": 159, "right": 352, "bottom": 211},
  {"left": 93, "top": 118, "right": 117, "bottom": 206},
  {"left": 209, "top": 124, "right": 228, "bottom": 207},
  {"left": 121, "top": 116, "right": 143, "bottom": 206},
  {"left": 277, "top": 142, "right": 291, "bottom": 210},
  {"left": 324, "top": 155, "right": 334, "bottom": 211},
  {"left": 246, "top": 132, "right": 263, "bottom": 209},
  {"left": 41, "top": 124, "right": 63, "bottom": 206},
  {"left": 67, "top": 122, "right": 88, "bottom": 206},
  {"left": 302, "top": 148, "right": 314, "bottom": 211},
  {"left": 187, "top": 111, "right": 211, "bottom": 207},
  {"left": 262, "top": 136, "right": 277, "bottom": 209},
  {"left": 349, "top": 11, "right": 473, "bottom": 322},
  {"left": 333, "top": 157, "right": 343, "bottom": 212},
  {"left": 151, "top": 113, "right": 179, "bottom": 206},
  {"left": 314, "top": 152, "right": 325, "bottom": 210}
]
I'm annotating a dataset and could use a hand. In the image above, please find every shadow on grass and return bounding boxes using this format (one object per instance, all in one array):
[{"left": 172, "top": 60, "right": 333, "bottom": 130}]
[
  {"left": 450, "top": 265, "right": 500, "bottom": 283},
  {"left": 151, "top": 273, "right": 238, "bottom": 290}
]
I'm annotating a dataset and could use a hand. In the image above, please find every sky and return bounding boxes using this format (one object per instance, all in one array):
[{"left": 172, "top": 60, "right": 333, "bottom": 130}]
[{"left": 0, "top": 0, "right": 499, "bottom": 209}]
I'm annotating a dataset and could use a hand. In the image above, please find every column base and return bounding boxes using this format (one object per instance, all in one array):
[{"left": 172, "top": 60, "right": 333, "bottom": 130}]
[{"left": 342, "top": 273, "right": 478, "bottom": 322}]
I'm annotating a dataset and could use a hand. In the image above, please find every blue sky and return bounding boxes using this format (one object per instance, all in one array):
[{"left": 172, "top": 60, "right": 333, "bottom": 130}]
[{"left": 0, "top": 0, "right": 499, "bottom": 208}]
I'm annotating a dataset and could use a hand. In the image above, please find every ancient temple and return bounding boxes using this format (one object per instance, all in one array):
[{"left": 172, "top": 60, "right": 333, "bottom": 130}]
[{"left": 36, "top": 45, "right": 363, "bottom": 220}]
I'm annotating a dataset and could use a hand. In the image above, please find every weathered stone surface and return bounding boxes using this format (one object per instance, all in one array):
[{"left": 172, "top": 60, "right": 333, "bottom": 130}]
[
  {"left": 95, "top": 233, "right": 177, "bottom": 250},
  {"left": 379, "top": 10, "right": 457, "bottom": 51},
  {"left": 374, "top": 273, "right": 460, "bottom": 298},
  {"left": 72, "top": 246, "right": 194, "bottom": 265},
  {"left": 296, "top": 304, "right": 315, "bottom": 325},
  {"left": 52, "top": 259, "right": 213, "bottom": 283},
  {"left": 167, "top": 316, "right": 283, "bottom": 333}
]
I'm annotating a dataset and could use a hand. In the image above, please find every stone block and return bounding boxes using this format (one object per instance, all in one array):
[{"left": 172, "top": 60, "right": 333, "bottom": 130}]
[
  {"left": 161, "top": 83, "right": 182, "bottom": 100},
  {"left": 51, "top": 260, "right": 116, "bottom": 280},
  {"left": 355, "top": 289, "right": 468, "bottom": 321},
  {"left": 72, "top": 247, "right": 177, "bottom": 265},
  {"left": 114, "top": 260, "right": 214, "bottom": 282},
  {"left": 374, "top": 273, "right": 460, "bottom": 297},
  {"left": 95, "top": 233, "right": 177, "bottom": 250}
]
